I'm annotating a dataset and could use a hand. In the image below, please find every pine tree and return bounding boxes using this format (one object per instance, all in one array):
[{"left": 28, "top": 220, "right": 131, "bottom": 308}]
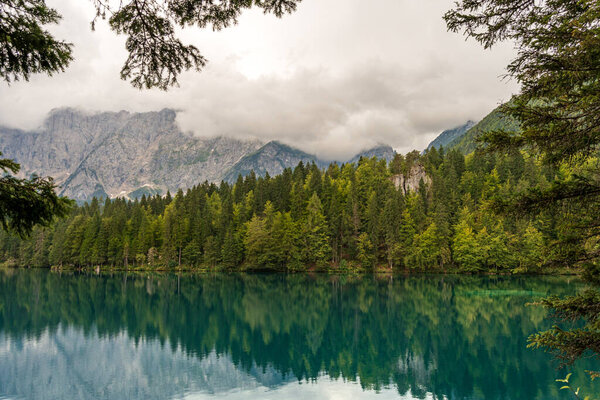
[
  {"left": 405, "top": 223, "right": 443, "bottom": 270},
  {"left": 221, "top": 229, "right": 243, "bottom": 268},
  {"left": 517, "top": 223, "right": 545, "bottom": 273},
  {"left": 48, "top": 222, "right": 67, "bottom": 267},
  {"left": 381, "top": 197, "right": 396, "bottom": 269},
  {"left": 79, "top": 215, "right": 99, "bottom": 266},
  {"left": 203, "top": 236, "right": 221, "bottom": 268},
  {"left": 272, "top": 211, "right": 301, "bottom": 270},
  {"left": 395, "top": 210, "right": 416, "bottom": 269}
]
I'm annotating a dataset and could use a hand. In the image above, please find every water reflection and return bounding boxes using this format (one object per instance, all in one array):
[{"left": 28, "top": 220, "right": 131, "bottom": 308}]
[
  {"left": 0, "top": 270, "right": 595, "bottom": 399},
  {"left": 0, "top": 329, "right": 291, "bottom": 400}
]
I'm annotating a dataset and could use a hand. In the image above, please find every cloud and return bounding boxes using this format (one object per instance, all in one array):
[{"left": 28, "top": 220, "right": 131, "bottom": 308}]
[{"left": 0, "top": 0, "right": 519, "bottom": 160}]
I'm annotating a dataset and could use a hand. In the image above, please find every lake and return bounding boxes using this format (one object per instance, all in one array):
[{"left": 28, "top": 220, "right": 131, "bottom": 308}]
[{"left": 0, "top": 270, "right": 597, "bottom": 399}]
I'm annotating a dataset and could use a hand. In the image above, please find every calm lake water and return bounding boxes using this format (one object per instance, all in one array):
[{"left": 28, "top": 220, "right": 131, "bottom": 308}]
[{"left": 0, "top": 270, "right": 597, "bottom": 400}]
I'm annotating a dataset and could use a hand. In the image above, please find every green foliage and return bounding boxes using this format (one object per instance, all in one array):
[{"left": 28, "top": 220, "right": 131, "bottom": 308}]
[
  {"left": 1, "top": 0, "right": 301, "bottom": 88},
  {"left": 0, "top": 153, "right": 72, "bottom": 237},
  {"left": 244, "top": 214, "right": 271, "bottom": 269},
  {"left": 448, "top": 106, "right": 521, "bottom": 154},
  {"left": 404, "top": 222, "right": 445, "bottom": 270},
  {"left": 446, "top": 0, "right": 600, "bottom": 379},
  {"left": 356, "top": 232, "right": 375, "bottom": 270},
  {"left": 517, "top": 223, "right": 545, "bottom": 272},
  {"left": 0, "top": 0, "right": 73, "bottom": 83},
  {"left": 453, "top": 219, "right": 480, "bottom": 272},
  {"left": 302, "top": 193, "right": 331, "bottom": 267},
  {"left": 0, "top": 150, "right": 572, "bottom": 272}
]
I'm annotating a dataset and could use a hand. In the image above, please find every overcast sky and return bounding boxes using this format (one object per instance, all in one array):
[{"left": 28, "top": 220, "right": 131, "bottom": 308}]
[{"left": 0, "top": 0, "right": 519, "bottom": 160}]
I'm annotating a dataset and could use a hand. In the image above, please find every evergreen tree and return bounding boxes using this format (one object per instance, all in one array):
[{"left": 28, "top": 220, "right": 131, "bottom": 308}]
[
  {"left": 405, "top": 223, "right": 443, "bottom": 270},
  {"left": 356, "top": 232, "right": 375, "bottom": 270},
  {"left": 453, "top": 219, "right": 480, "bottom": 272},
  {"left": 396, "top": 209, "right": 416, "bottom": 269},
  {"left": 0, "top": 150, "right": 574, "bottom": 279},
  {"left": 0, "top": 154, "right": 71, "bottom": 237},
  {"left": 517, "top": 223, "right": 545, "bottom": 273},
  {"left": 446, "top": 0, "right": 600, "bottom": 372},
  {"left": 203, "top": 236, "right": 221, "bottom": 268},
  {"left": 221, "top": 229, "right": 244, "bottom": 268},
  {"left": 302, "top": 193, "right": 331, "bottom": 267},
  {"left": 244, "top": 215, "right": 271, "bottom": 269}
]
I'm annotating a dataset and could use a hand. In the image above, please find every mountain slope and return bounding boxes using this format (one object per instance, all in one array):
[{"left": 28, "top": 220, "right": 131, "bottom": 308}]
[
  {"left": 426, "top": 121, "right": 475, "bottom": 151},
  {"left": 0, "top": 108, "right": 398, "bottom": 200},
  {"left": 223, "top": 141, "right": 321, "bottom": 182},
  {"left": 0, "top": 108, "right": 263, "bottom": 202},
  {"left": 348, "top": 145, "right": 395, "bottom": 164},
  {"left": 448, "top": 107, "right": 521, "bottom": 154},
  {"left": 224, "top": 142, "right": 397, "bottom": 183}
]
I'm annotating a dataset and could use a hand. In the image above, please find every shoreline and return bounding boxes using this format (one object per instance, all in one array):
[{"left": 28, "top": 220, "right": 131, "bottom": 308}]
[{"left": 0, "top": 263, "right": 582, "bottom": 277}]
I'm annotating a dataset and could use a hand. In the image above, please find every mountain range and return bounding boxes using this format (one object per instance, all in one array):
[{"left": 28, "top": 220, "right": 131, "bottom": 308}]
[
  {"left": 0, "top": 103, "right": 520, "bottom": 202},
  {"left": 0, "top": 108, "right": 395, "bottom": 202}
]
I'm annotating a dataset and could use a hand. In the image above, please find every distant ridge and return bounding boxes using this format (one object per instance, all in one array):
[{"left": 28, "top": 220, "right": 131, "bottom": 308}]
[
  {"left": 0, "top": 108, "right": 396, "bottom": 201},
  {"left": 447, "top": 106, "right": 521, "bottom": 154},
  {"left": 0, "top": 108, "right": 263, "bottom": 202},
  {"left": 426, "top": 106, "right": 521, "bottom": 155},
  {"left": 348, "top": 145, "right": 395, "bottom": 165},
  {"left": 223, "top": 141, "right": 320, "bottom": 182},
  {"left": 426, "top": 121, "right": 476, "bottom": 151},
  {"left": 224, "top": 142, "right": 396, "bottom": 183}
]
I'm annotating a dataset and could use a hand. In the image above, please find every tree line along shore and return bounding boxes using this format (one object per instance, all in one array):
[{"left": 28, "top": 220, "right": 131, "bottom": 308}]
[{"left": 0, "top": 148, "right": 579, "bottom": 273}]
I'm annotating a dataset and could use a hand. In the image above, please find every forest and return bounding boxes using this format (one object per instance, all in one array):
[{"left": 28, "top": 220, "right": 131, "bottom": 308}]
[{"left": 0, "top": 147, "right": 581, "bottom": 273}]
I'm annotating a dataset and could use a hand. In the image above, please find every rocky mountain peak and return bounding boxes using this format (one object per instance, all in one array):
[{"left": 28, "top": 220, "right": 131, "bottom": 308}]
[{"left": 0, "top": 108, "right": 397, "bottom": 202}]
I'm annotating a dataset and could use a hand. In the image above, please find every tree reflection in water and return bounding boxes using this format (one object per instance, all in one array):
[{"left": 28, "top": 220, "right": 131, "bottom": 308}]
[{"left": 0, "top": 270, "right": 595, "bottom": 400}]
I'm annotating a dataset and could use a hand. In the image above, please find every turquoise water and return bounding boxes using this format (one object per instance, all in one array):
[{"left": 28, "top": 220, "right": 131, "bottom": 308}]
[{"left": 0, "top": 270, "right": 597, "bottom": 399}]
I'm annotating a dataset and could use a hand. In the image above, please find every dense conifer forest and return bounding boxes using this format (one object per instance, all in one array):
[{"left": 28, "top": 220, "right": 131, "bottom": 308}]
[{"left": 0, "top": 147, "right": 578, "bottom": 272}]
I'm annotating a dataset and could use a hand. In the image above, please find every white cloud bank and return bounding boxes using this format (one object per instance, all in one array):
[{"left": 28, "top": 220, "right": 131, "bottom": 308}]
[{"left": 0, "top": 0, "right": 519, "bottom": 160}]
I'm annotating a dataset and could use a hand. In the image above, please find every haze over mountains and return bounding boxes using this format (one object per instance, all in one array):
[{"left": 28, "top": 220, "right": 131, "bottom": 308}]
[{"left": 0, "top": 108, "right": 395, "bottom": 202}]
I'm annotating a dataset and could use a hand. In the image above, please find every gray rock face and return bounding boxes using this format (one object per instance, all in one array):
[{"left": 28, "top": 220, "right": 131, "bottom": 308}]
[
  {"left": 0, "top": 108, "right": 263, "bottom": 202},
  {"left": 224, "top": 141, "right": 321, "bottom": 182},
  {"left": 391, "top": 163, "right": 431, "bottom": 194},
  {"left": 0, "top": 108, "right": 398, "bottom": 201}
]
